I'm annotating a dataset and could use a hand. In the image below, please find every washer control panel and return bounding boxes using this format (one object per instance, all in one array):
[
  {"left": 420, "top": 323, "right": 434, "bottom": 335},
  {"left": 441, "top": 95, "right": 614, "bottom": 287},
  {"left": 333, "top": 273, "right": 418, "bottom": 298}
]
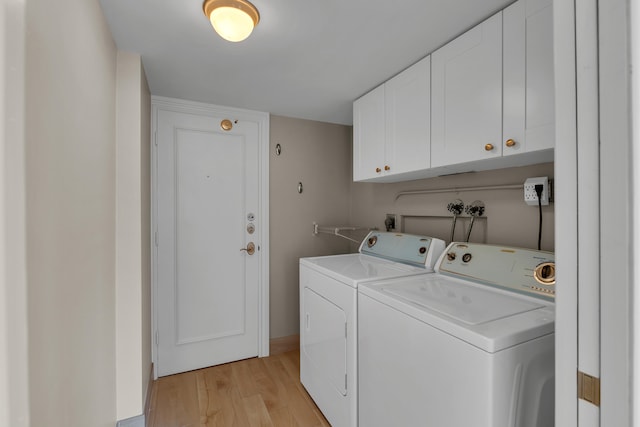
[
  {"left": 437, "top": 243, "right": 555, "bottom": 301},
  {"left": 359, "top": 231, "right": 446, "bottom": 270}
]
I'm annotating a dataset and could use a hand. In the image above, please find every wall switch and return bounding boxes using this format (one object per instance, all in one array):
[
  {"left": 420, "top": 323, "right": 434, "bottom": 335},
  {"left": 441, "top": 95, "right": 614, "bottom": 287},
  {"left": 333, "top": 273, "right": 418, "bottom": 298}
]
[{"left": 524, "top": 177, "right": 551, "bottom": 206}]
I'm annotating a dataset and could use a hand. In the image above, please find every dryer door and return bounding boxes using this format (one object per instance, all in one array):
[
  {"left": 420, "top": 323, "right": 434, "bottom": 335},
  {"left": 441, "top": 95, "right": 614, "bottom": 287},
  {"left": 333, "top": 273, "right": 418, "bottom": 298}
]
[{"left": 301, "top": 287, "right": 347, "bottom": 395}]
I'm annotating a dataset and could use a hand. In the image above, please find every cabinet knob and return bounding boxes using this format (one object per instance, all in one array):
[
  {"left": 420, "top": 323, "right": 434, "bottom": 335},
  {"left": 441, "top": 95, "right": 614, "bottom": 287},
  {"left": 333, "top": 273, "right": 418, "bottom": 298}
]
[
  {"left": 375, "top": 167, "right": 382, "bottom": 173},
  {"left": 485, "top": 143, "right": 494, "bottom": 151},
  {"left": 384, "top": 165, "right": 391, "bottom": 171},
  {"left": 505, "top": 139, "right": 516, "bottom": 147}
]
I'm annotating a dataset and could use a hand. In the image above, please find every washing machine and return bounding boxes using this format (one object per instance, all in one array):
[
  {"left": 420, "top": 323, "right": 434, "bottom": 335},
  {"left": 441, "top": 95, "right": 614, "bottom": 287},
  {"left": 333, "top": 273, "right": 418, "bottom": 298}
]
[
  {"left": 299, "top": 231, "right": 446, "bottom": 427},
  {"left": 358, "top": 242, "right": 556, "bottom": 427}
]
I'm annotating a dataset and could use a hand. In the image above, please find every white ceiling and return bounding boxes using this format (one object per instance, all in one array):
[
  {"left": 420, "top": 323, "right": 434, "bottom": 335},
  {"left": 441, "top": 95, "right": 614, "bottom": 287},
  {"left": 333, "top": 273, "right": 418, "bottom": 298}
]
[{"left": 99, "top": 0, "right": 514, "bottom": 125}]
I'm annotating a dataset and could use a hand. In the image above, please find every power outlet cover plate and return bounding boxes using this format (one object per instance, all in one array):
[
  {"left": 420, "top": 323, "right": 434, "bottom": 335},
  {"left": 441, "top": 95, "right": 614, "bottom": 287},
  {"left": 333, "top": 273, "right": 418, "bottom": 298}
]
[{"left": 524, "top": 177, "right": 550, "bottom": 206}]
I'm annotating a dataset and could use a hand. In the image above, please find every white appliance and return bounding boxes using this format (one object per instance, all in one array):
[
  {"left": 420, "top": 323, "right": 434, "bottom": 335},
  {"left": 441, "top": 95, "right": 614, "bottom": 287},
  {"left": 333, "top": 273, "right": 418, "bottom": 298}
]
[
  {"left": 299, "top": 232, "right": 446, "bottom": 427},
  {"left": 358, "top": 242, "right": 556, "bottom": 427}
]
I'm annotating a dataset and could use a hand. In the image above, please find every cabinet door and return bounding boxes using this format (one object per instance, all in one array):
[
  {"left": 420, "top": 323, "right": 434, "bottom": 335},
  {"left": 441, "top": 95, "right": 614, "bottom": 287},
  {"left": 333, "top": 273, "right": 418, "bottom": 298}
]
[
  {"left": 385, "top": 56, "right": 431, "bottom": 176},
  {"left": 503, "top": 0, "right": 554, "bottom": 155},
  {"left": 353, "top": 85, "right": 385, "bottom": 181},
  {"left": 431, "top": 12, "right": 503, "bottom": 168}
]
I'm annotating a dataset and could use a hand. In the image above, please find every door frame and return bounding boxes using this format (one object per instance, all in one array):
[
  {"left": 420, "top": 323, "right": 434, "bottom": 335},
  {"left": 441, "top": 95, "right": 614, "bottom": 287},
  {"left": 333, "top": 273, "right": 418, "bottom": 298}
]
[
  {"left": 150, "top": 96, "right": 270, "bottom": 379},
  {"left": 555, "top": 0, "right": 636, "bottom": 425}
]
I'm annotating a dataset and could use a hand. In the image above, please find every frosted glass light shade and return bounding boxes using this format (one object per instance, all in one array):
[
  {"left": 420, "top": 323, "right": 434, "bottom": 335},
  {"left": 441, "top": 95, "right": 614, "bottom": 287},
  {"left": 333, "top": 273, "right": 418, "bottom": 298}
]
[{"left": 203, "top": 0, "right": 260, "bottom": 42}]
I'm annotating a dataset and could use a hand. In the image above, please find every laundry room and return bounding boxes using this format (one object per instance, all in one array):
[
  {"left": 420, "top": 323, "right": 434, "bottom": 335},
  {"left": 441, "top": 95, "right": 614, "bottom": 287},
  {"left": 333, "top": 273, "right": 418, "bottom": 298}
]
[
  {"left": 269, "top": 114, "right": 555, "bottom": 341},
  {"left": 6, "top": 0, "right": 635, "bottom": 426}
]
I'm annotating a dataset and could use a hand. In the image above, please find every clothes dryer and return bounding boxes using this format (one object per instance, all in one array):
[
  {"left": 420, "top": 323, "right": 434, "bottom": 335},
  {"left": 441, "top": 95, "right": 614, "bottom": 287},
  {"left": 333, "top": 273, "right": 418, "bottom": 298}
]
[{"left": 299, "top": 232, "right": 445, "bottom": 427}]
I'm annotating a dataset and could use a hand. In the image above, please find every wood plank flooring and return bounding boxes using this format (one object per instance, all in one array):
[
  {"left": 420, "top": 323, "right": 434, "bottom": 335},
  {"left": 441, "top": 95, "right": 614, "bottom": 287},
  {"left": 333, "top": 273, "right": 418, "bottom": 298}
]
[{"left": 147, "top": 349, "right": 330, "bottom": 427}]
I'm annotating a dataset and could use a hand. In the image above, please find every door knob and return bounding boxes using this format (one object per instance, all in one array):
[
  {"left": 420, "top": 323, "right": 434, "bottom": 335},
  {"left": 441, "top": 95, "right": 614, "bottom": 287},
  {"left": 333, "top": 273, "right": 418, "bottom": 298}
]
[
  {"left": 240, "top": 242, "right": 255, "bottom": 255},
  {"left": 505, "top": 139, "right": 516, "bottom": 147},
  {"left": 484, "top": 143, "right": 494, "bottom": 151}
]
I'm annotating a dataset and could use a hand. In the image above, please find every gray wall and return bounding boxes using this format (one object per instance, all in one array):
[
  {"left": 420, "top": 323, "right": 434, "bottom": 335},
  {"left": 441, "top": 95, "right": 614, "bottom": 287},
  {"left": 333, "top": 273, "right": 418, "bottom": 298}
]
[
  {"left": 269, "top": 116, "right": 353, "bottom": 338},
  {"left": 350, "top": 162, "right": 555, "bottom": 251},
  {"left": 269, "top": 116, "right": 554, "bottom": 340}
]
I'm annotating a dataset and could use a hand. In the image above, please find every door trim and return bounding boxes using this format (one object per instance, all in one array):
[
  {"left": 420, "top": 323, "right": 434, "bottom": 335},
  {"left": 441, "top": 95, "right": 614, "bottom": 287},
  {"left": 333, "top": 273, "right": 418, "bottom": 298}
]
[
  {"left": 150, "top": 96, "right": 269, "bottom": 379},
  {"left": 553, "top": 0, "right": 578, "bottom": 425}
]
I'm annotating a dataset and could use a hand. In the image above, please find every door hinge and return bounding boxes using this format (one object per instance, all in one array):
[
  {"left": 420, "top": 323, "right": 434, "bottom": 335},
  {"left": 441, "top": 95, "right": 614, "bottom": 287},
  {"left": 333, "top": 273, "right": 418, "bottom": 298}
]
[
  {"left": 154, "top": 231, "right": 158, "bottom": 247},
  {"left": 345, "top": 323, "right": 348, "bottom": 338},
  {"left": 345, "top": 374, "right": 348, "bottom": 391},
  {"left": 154, "top": 130, "right": 158, "bottom": 146},
  {"left": 155, "top": 330, "right": 159, "bottom": 346},
  {"left": 578, "top": 370, "right": 600, "bottom": 406}
]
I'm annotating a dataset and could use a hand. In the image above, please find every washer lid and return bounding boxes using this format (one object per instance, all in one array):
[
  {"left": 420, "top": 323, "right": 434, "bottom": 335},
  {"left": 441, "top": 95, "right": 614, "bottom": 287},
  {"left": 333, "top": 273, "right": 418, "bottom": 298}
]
[
  {"left": 360, "top": 275, "right": 555, "bottom": 352},
  {"left": 300, "top": 253, "right": 429, "bottom": 287},
  {"left": 383, "top": 278, "right": 543, "bottom": 325}
]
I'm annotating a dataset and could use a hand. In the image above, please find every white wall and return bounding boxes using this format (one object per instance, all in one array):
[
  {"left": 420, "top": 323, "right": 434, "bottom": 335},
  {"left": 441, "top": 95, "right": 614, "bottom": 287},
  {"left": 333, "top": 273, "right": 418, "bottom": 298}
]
[
  {"left": 25, "top": 0, "right": 118, "bottom": 425},
  {"left": 0, "top": 0, "right": 29, "bottom": 425},
  {"left": 115, "top": 51, "right": 152, "bottom": 421}
]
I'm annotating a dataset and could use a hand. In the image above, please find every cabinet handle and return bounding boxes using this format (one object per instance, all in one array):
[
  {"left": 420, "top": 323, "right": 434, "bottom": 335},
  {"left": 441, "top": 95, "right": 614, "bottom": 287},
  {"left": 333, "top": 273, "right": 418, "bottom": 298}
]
[
  {"left": 485, "top": 143, "right": 494, "bottom": 151},
  {"left": 384, "top": 165, "right": 391, "bottom": 171},
  {"left": 376, "top": 167, "right": 382, "bottom": 173},
  {"left": 505, "top": 139, "right": 516, "bottom": 147}
]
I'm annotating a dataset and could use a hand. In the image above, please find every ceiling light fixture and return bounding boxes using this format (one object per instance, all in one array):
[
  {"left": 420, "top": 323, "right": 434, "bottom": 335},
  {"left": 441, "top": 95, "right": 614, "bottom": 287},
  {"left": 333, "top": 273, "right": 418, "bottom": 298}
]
[{"left": 203, "top": 0, "right": 260, "bottom": 42}]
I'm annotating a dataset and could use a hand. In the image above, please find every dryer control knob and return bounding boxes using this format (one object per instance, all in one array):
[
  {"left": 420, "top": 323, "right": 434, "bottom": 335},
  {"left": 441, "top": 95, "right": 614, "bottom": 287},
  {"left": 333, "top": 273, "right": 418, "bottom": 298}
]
[
  {"left": 446, "top": 252, "right": 456, "bottom": 261},
  {"left": 462, "top": 253, "right": 472, "bottom": 263}
]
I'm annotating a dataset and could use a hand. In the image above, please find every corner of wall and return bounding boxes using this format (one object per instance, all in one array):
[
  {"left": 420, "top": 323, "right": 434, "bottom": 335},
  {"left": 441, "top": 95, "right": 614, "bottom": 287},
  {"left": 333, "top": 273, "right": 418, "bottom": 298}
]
[
  {"left": 116, "top": 414, "right": 145, "bottom": 427},
  {"left": 115, "top": 50, "right": 150, "bottom": 420},
  {"left": 139, "top": 59, "right": 153, "bottom": 411},
  {"left": 0, "top": 0, "right": 29, "bottom": 425}
]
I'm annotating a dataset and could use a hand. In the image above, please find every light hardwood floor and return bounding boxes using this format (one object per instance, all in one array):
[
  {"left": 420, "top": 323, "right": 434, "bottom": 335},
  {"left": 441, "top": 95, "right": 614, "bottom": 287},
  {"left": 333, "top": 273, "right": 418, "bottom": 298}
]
[{"left": 147, "top": 349, "right": 330, "bottom": 427}]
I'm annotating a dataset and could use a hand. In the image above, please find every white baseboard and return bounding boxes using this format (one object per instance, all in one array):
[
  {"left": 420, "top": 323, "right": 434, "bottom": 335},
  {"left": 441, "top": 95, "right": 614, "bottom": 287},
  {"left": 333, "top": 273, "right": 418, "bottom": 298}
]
[{"left": 116, "top": 414, "right": 145, "bottom": 427}]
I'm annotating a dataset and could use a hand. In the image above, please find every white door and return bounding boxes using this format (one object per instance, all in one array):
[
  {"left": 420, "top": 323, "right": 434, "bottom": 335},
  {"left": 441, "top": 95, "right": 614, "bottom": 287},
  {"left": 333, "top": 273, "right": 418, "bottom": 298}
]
[{"left": 153, "top": 100, "right": 268, "bottom": 377}]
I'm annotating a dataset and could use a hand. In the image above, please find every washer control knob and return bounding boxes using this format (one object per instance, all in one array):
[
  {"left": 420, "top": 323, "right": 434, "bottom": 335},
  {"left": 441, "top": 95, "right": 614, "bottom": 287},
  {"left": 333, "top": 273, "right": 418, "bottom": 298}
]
[
  {"left": 534, "top": 262, "right": 556, "bottom": 285},
  {"left": 446, "top": 252, "right": 456, "bottom": 261},
  {"left": 419, "top": 247, "right": 427, "bottom": 254},
  {"left": 462, "top": 253, "right": 472, "bottom": 263},
  {"left": 367, "top": 236, "right": 378, "bottom": 248}
]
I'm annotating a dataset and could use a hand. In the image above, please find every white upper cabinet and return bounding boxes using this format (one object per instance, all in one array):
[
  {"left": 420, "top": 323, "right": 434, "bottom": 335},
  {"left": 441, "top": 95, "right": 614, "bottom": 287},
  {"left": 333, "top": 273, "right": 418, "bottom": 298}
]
[
  {"left": 353, "top": 0, "right": 555, "bottom": 182},
  {"left": 353, "top": 56, "right": 430, "bottom": 182},
  {"left": 431, "top": 0, "right": 554, "bottom": 171},
  {"left": 384, "top": 56, "right": 431, "bottom": 178},
  {"left": 503, "top": 0, "right": 554, "bottom": 155},
  {"left": 431, "top": 12, "right": 503, "bottom": 168},
  {"left": 353, "top": 84, "right": 385, "bottom": 181}
]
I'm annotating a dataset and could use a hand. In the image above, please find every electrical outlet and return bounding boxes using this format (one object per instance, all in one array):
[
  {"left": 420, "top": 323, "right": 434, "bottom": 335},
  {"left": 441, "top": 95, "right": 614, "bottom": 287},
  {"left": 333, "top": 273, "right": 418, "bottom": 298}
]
[{"left": 524, "top": 177, "right": 551, "bottom": 206}]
